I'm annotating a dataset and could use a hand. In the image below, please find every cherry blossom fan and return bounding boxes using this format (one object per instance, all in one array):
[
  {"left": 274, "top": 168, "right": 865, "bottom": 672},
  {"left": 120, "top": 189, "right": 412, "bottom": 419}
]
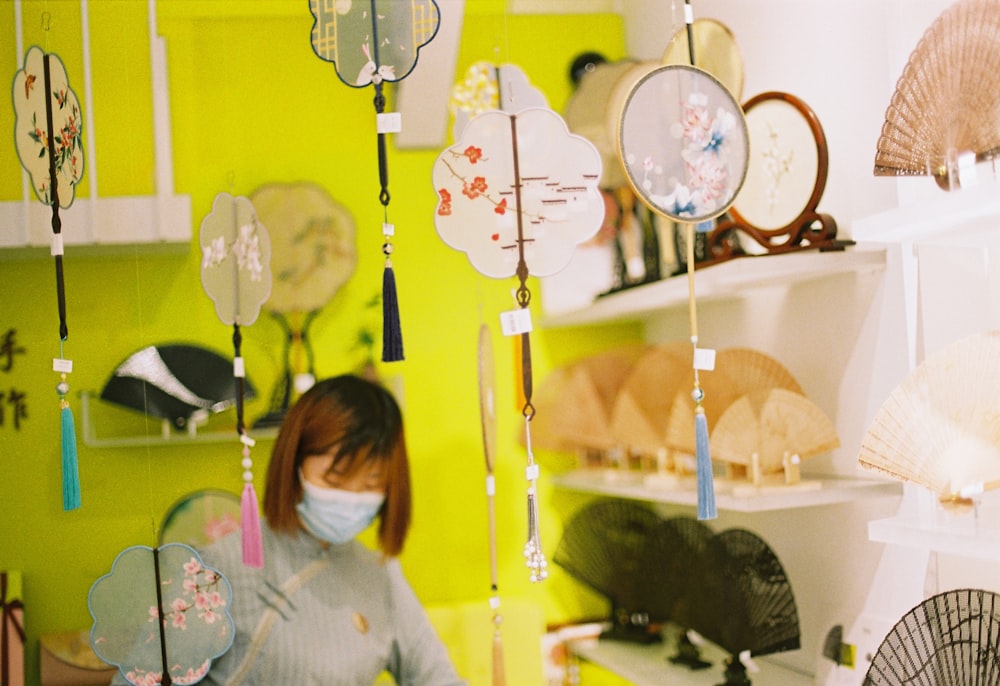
[
  {"left": 433, "top": 106, "right": 604, "bottom": 581},
  {"left": 200, "top": 193, "right": 272, "bottom": 567},
  {"left": 12, "top": 46, "right": 85, "bottom": 511},
  {"left": 873, "top": 0, "right": 1000, "bottom": 190},
  {"left": 858, "top": 330, "right": 1000, "bottom": 507},
  {"left": 89, "top": 544, "right": 234, "bottom": 685},
  {"left": 310, "top": 0, "right": 441, "bottom": 361}
]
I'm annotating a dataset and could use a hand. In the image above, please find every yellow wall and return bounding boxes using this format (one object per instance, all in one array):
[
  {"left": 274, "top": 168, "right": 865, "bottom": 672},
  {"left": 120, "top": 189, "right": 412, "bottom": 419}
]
[{"left": 0, "top": 1, "right": 638, "bottom": 683}]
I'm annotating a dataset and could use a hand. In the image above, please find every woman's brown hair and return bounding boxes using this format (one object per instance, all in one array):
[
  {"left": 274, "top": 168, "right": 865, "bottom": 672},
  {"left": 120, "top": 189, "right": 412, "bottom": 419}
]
[{"left": 263, "top": 374, "right": 411, "bottom": 556}]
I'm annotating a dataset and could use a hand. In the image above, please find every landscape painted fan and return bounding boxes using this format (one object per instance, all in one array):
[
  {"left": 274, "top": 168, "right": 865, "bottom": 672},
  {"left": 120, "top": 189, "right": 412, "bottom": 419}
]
[
  {"left": 12, "top": 45, "right": 86, "bottom": 511},
  {"left": 858, "top": 330, "right": 1000, "bottom": 507},
  {"left": 873, "top": 0, "right": 1000, "bottom": 190},
  {"left": 200, "top": 192, "right": 272, "bottom": 567},
  {"left": 310, "top": 0, "right": 441, "bottom": 361},
  {"left": 89, "top": 544, "right": 234, "bottom": 685},
  {"left": 864, "top": 588, "right": 1000, "bottom": 685}
]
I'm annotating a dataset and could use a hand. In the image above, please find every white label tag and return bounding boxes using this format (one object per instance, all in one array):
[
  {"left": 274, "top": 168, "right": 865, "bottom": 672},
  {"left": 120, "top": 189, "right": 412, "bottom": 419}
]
[
  {"left": 525, "top": 464, "right": 539, "bottom": 481},
  {"left": 240, "top": 433, "right": 256, "bottom": 447},
  {"left": 52, "top": 358, "right": 73, "bottom": 373},
  {"left": 485, "top": 474, "right": 496, "bottom": 496},
  {"left": 51, "top": 234, "right": 64, "bottom": 256},
  {"left": 693, "top": 347, "right": 716, "bottom": 371},
  {"left": 500, "top": 308, "right": 532, "bottom": 336},
  {"left": 233, "top": 356, "right": 246, "bottom": 378},
  {"left": 382, "top": 222, "right": 395, "bottom": 237},
  {"left": 376, "top": 112, "right": 402, "bottom": 134}
]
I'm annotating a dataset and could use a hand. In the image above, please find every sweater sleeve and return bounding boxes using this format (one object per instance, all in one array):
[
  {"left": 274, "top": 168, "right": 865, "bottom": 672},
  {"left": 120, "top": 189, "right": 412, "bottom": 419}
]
[{"left": 384, "top": 559, "right": 467, "bottom": 686}]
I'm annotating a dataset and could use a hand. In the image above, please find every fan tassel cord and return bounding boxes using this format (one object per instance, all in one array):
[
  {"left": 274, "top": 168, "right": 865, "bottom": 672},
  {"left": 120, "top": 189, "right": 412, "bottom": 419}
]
[
  {"left": 374, "top": 81, "right": 404, "bottom": 362},
  {"left": 687, "top": 222, "right": 716, "bottom": 521},
  {"left": 44, "top": 52, "right": 80, "bottom": 511},
  {"left": 234, "top": 324, "right": 264, "bottom": 567}
]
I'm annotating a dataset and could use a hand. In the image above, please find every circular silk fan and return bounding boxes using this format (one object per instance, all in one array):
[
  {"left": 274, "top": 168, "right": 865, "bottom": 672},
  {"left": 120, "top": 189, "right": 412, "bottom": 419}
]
[
  {"left": 864, "top": 588, "right": 1000, "bottom": 685},
  {"left": 89, "top": 544, "right": 234, "bottom": 685},
  {"left": 873, "top": 0, "right": 1000, "bottom": 190},
  {"left": 683, "top": 528, "right": 800, "bottom": 684},
  {"left": 159, "top": 489, "right": 241, "bottom": 548},
  {"left": 608, "top": 342, "right": 690, "bottom": 458},
  {"left": 662, "top": 18, "right": 745, "bottom": 102},
  {"left": 450, "top": 61, "right": 548, "bottom": 141},
  {"left": 564, "top": 60, "right": 657, "bottom": 190},
  {"left": 531, "top": 343, "right": 648, "bottom": 453},
  {"left": 710, "top": 388, "right": 840, "bottom": 476},
  {"left": 553, "top": 500, "right": 665, "bottom": 643},
  {"left": 858, "top": 330, "right": 1000, "bottom": 507}
]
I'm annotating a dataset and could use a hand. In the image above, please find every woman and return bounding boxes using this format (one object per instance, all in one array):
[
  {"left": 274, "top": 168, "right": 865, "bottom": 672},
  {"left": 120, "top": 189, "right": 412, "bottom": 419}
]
[{"left": 198, "top": 374, "right": 465, "bottom": 685}]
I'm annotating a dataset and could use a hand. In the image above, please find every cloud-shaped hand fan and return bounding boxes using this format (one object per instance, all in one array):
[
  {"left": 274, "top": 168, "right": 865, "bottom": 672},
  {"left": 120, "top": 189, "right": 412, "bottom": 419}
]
[
  {"left": 309, "top": 0, "right": 440, "bottom": 87},
  {"left": 433, "top": 107, "right": 604, "bottom": 279},
  {"left": 200, "top": 193, "right": 272, "bottom": 327},
  {"left": 11, "top": 46, "right": 84, "bottom": 208},
  {"left": 89, "top": 544, "right": 234, "bottom": 685}
]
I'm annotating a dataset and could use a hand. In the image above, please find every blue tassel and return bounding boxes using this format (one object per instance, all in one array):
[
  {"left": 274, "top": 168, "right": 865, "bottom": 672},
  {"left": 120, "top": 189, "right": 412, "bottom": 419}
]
[
  {"left": 61, "top": 404, "right": 81, "bottom": 511},
  {"left": 695, "top": 408, "right": 716, "bottom": 520},
  {"left": 382, "top": 261, "right": 404, "bottom": 362}
]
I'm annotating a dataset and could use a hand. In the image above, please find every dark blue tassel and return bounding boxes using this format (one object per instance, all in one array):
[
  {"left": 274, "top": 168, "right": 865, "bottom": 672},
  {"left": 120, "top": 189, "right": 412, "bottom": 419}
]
[
  {"left": 382, "top": 261, "right": 404, "bottom": 362},
  {"left": 695, "top": 408, "right": 716, "bottom": 520},
  {"left": 61, "top": 404, "right": 81, "bottom": 511}
]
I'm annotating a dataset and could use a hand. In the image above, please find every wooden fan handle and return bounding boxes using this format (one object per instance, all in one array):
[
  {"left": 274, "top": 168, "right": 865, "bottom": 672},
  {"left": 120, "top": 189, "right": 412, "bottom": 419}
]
[{"left": 492, "top": 627, "right": 506, "bottom": 686}]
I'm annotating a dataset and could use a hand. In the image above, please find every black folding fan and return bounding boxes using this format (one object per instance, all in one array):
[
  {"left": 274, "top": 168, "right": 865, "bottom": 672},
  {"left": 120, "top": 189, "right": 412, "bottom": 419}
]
[
  {"left": 641, "top": 515, "right": 715, "bottom": 669},
  {"left": 683, "top": 527, "right": 800, "bottom": 686},
  {"left": 864, "top": 588, "right": 1000, "bottom": 685},
  {"left": 100, "top": 343, "right": 256, "bottom": 430},
  {"left": 553, "top": 499, "right": 665, "bottom": 643}
]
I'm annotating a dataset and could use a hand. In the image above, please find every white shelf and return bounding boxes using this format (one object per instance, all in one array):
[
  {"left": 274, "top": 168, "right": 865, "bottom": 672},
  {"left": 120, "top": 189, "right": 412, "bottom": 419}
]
[
  {"left": 552, "top": 469, "right": 901, "bottom": 513},
  {"left": 541, "top": 247, "right": 887, "bottom": 328},
  {"left": 570, "top": 633, "right": 813, "bottom": 686}
]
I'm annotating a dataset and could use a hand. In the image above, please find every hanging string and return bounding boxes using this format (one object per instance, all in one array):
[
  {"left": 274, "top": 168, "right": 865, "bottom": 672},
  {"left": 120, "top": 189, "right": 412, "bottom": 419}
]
[
  {"left": 371, "top": 19, "right": 403, "bottom": 363},
  {"left": 233, "top": 323, "right": 263, "bottom": 567},
  {"left": 42, "top": 51, "right": 80, "bottom": 511}
]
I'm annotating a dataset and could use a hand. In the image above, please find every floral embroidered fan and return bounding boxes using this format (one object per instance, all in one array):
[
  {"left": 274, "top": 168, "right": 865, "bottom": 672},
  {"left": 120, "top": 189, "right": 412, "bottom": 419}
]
[{"left": 89, "top": 544, "right": 234, "bottom": 685}]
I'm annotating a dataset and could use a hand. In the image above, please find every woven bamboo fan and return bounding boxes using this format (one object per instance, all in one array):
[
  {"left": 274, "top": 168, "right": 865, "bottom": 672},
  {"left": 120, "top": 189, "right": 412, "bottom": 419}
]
[
  {"left": 873, "top": 0, "right": 1000, "bottom": 189},
  {"left": 609, "top": 342, "right": 690, "bottom": 457},
  {"left": 858, "top": 330, "right": 1000, "bottom": 507},
  {"left": 710, "top": 388, "right": 840, "bottom": 475}
]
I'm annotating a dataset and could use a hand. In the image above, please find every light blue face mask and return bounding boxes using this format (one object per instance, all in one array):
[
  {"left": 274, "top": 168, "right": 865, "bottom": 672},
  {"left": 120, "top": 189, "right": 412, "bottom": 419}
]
[{"left": 296, "top": 477, "right": 385, "bottom": 545}]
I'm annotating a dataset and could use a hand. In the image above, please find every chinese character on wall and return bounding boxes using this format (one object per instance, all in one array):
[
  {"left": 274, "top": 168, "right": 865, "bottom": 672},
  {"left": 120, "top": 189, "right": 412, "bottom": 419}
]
[{"left": 1, "top": 327, "right": 28, "bottom": 430}]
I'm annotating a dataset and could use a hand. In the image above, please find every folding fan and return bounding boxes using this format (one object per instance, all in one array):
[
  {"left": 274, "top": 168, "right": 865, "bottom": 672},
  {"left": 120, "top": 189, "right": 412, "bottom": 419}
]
[
  {"left": 682, "top": 528, "right": 800, "bottom": 685},
  {"left": 864, "top": 588, "right": 1000, "bottom": 685},
  {"left": 12, "top": 45, "right": 85, "bottom": 511},
  {"left": 553, "top": 500, "right": 664, "bottom": 643},
  {"left": 873, "top": 0, "right": 1000, "bottom": 190},
  {"left": 309, "top": 0, "right": 441, "bottom": 361},
  {"left": 89, "top": 544, "right": 234, "bottom": 685},
  {"left": 710, "top": 388, "right": 840, "bottom": 481},
  {"left": 858, "top": 330, "right": 1000, "bottom": 508}
]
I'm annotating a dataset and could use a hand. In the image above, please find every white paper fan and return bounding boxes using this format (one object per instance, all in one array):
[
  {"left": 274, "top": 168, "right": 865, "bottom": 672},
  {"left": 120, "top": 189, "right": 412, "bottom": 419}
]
[{"left": 858, "top": 331, "right": 1000, "bottom": 502}]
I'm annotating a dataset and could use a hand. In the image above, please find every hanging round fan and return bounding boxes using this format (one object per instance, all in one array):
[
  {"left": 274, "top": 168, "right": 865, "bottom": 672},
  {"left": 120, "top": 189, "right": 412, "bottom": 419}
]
[
  {"left": 873, "top": 0, "right": 1000, "bottom": 190},
  {"left": 553, "top": 499, "right": 664, "bottom": 643},
  {"left": 710, "top": 388, "right": 840, "bottom": 477},
  {"left": 682, "top": 527, "right": 800, "bottom": 684},
  {"left": 608, "top": 342, "right": 691, "bottom": 459},
  {"left": 858, "top": 330, "right": 1000, "bottom": 508},
  {"left": 864, "top": 588, "right": 1000, "bottom": 685},
  {"left": 662, "top": 18, "right": 745, "bottom": 102}
]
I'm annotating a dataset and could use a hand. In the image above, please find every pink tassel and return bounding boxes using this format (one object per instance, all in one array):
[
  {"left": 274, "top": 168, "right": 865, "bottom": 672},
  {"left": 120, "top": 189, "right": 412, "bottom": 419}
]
[{"left": 241, "top": 482, "right": 264, "bottom": 568}]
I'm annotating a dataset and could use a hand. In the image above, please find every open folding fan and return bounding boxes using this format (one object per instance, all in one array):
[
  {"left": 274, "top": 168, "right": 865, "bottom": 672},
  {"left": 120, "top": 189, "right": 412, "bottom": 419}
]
[
  {"left": 710, "top": 388, "right": 840, "bottom": 483},
  {"left": 89, "top": 545, "right": 233, "bottom": 685},
  {"left": 873, "top": 0, "right": 1000, "bottom": 190},
  {"left": 640, "top": 516, "right": 715, "bottom": 669},
  {"left": 309, "top": 0, "right": 441, "bottom": 360},
  {"left": 100, "top": 344, "right": 257, "bottom": 431},
  {"left": 553, "top": 500, "right": 665, "bottom": 643},
  {"left": 864, "top": 588, "right": 1000, "bottom": 685},
  {"left": 858, "top": 330, "right": 1000, "bottom": 508},
  {"left": 683, "top": 528, "right": 800, "bottom": 686}
]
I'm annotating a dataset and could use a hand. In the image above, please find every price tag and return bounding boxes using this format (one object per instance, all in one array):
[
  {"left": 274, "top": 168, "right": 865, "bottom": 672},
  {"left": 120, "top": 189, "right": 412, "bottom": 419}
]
[
  {"left": 233, "top": 356, "right": 246, "bottom": 378},
  {"left": 376, "top": 112, "right": 402, "bottom": 134},
  {"left": 500, "top": 308, "right": 532, "bottom": 336},
  {"left": 485, "top": 474, "right": 496, "bottom": 496},
  {"left": 52, "top": 358, "right": 73, "bottom": 373},
  {"left": 382, "top": 222, "right": 395, "bottom": 238},
  {"left": 693, "top": 347, "right": 716, "bottom": 371},
  {"left": 525, "top": 464, "right": 539, "bottom": 481}
]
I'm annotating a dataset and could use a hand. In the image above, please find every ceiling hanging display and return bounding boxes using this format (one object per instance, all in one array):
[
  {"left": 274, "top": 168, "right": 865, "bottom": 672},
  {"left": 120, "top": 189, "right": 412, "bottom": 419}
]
[
  {"left": 872, "top": 0, "right": 1000, "bottom": 190},
  {"left": 309, "top": 0, "right": 441, "bottom": 362}
]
